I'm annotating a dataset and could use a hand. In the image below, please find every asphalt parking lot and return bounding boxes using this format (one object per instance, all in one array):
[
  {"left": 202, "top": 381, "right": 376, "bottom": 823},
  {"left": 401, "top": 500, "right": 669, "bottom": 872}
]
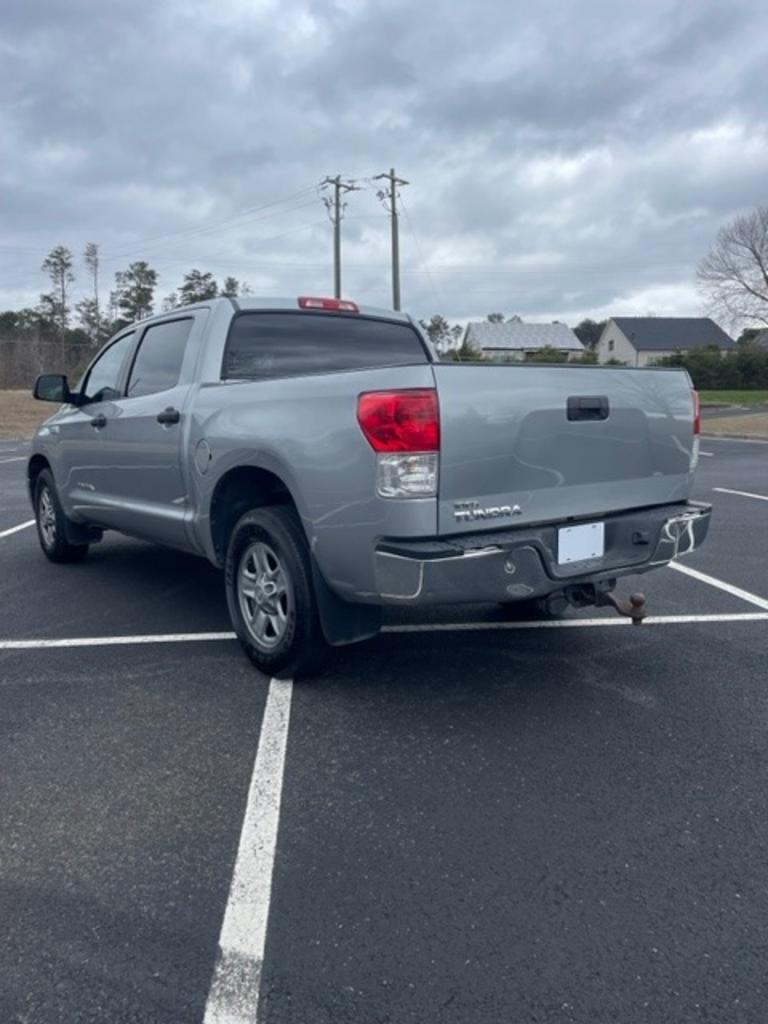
[{"left": 1, "top": 437, "right": 767, "bottom": 1024}]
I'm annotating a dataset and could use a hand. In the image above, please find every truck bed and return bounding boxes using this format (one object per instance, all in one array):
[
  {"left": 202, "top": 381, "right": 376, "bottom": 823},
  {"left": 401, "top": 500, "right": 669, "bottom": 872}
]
[{"left": 432, "top": 363, "right": 696, "bottom": 535}]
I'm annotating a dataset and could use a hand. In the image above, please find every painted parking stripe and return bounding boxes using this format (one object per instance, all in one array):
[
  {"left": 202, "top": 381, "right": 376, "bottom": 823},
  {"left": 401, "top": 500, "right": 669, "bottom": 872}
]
[
  {"left": 203, "top": 677, "right": 293, "bottom": 1024},
  {"left": 700, "top": 435, "right": 768, "bottom": 445},
  {"left": 699, "top": 451, "right": 714, "bottom": 457},
  {"left": 0, "top": 456, "right": 26, "bottom": 464},
  {"left": 384, "top": 612, "right": 768, "bottom": 632},
  {"left": 713, "top": 486, "right": 768, "bottom": 503},
  {"left": 670, "top": 562, "right": 768, "bottom": 611},
  {"left": 0, "top": 519, "right": 35, "bottom": 540},
  {"left": 0, "top": 631, "right": 235, "bottom": 649},
  {"left": 2, "top": 613, "right": 768, "bottom": 651}
]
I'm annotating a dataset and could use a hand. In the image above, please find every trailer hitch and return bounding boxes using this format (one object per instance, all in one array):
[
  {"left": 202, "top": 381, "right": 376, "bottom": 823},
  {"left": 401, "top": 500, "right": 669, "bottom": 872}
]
[{"left": 598, "top": 590, "right": 647, "bottom": 625}]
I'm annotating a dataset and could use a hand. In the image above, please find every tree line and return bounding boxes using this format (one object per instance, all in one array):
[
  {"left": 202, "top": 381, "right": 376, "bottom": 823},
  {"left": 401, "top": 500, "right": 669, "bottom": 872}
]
[
  {"left": 3, "top": 202, "right": 766, "bottom": 374},
  {"left": 0, "top": 243, "right": 253, "bottom": 347}
]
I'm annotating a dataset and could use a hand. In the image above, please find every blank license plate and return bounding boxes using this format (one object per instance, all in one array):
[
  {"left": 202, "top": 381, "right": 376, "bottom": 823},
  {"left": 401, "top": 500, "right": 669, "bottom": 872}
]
[{"left": 558, "top": 522, "right": 605, "bottom": 564}]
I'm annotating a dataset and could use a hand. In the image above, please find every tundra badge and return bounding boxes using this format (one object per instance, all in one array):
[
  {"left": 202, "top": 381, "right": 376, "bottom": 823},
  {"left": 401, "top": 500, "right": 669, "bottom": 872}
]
[{"left": 453, "top": 500, "right": 522, "bottom": 523}]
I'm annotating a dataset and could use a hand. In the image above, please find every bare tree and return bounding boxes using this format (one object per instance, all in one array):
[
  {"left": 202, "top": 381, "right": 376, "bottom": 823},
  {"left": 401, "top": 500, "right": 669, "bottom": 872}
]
[
  {"left": 40, "top": 246, "right": 75, "bottom": 351},
  {"left": 698, "top": 206, "right": 768, "bottom": 328},
  {"left": 84, "top": 242, "right": 101, "bottom": 339}
]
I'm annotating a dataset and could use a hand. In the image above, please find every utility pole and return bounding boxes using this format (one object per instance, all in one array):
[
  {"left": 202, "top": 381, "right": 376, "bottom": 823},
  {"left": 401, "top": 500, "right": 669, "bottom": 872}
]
[
  {"left": 374, "top": 167, "right": 409, "bottom": 310},
  {"left": 320, "top": 176, "right": 359, "bottom": 298}
]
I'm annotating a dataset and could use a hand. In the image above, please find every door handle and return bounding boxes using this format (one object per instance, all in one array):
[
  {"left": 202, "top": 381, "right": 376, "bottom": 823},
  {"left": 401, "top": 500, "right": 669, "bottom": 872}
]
[
  {"left": 90, "top": 414, "right": 107, "bottom": 429},
  {"left": 157, "top": 407, "right": 180, "bottom": 425}
]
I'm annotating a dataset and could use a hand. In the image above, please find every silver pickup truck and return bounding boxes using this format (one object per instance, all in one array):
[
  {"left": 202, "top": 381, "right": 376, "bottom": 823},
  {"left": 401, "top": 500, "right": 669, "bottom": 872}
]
[{"left": 29, "top": 295, "right": 711, "bottom": 677}]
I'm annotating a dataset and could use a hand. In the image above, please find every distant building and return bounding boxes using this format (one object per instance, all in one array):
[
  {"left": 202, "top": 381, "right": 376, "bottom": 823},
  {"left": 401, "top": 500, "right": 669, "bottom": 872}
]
[
  {"left": 464, "top": 321, "right": 584, "bottom": 360},
  {"left": 596, "top": 317, "right": 735, "bottom": 366}
]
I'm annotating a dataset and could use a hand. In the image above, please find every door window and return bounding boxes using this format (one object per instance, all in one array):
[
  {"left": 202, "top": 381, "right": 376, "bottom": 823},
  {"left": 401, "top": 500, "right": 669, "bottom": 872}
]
[
  {"left": 81, "top": 333, "right": 134, "bottom": 404},
  {"left": 126, "top": 319, "right": 193, "bottom": 398}
]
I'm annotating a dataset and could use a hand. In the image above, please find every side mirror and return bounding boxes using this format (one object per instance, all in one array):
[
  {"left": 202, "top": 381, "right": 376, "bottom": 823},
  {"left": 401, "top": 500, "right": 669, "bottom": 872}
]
[{"left": 33, "top": 374, "right": 75, "bottom": 404}]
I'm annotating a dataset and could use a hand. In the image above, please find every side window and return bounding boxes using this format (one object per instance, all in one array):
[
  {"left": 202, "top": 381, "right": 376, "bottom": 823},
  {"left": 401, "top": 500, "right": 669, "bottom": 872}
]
[
  {"left": 81, "top": 333, "right": 134, "bottom": 404},
  {"left": 126, "top": 319, "right": 193, "bottom": 398}
]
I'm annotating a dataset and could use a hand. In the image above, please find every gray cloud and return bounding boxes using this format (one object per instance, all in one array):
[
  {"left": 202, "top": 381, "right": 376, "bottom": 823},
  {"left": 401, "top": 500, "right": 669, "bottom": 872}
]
[{"left": 1, "top": 0, "right": 767, "bottom": 325}]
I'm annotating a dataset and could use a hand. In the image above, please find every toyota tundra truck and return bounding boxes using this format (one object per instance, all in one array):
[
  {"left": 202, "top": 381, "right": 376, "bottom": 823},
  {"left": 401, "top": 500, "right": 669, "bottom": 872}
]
[{"left": 28, "top": 296, "right": 711, "bottom": 677}]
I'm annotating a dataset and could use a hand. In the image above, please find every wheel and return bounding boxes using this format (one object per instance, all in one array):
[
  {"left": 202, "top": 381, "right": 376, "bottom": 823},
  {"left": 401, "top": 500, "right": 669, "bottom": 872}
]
[
  {"left": 34, "top": 469, "right": 89, "bottom": 563},
  {"left": 225, "top": 505, "right": 327, "bottom": 680}
]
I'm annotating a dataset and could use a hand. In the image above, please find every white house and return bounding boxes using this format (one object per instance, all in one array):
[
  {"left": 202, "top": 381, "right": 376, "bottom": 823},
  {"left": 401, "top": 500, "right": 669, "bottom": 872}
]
[
  {"left": 464, "top": 321, "right": 584, "bottom": 360},
  {"left": 596, "top": 317, "right": 735, "bottom": 366}
]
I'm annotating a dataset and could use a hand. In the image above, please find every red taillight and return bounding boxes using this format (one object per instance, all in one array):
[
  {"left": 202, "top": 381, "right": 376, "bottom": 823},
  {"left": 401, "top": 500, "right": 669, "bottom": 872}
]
[
  {"left": 692, "top": 389, "right": 701, "bottom": 435},
  {"left": 298, "top": 296, "right": 359, "bottom": 313},
  {"left": 357, "top": 389, "right": 440, "bottom": 452}
]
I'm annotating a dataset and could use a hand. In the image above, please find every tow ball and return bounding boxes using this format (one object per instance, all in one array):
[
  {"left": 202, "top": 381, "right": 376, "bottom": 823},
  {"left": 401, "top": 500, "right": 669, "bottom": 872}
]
[
  {"left": 560, "top": 583, "right": 648, "bottom": 624},
  {"left": 598, "top": 590, "right": 647, "bottom": 625}
]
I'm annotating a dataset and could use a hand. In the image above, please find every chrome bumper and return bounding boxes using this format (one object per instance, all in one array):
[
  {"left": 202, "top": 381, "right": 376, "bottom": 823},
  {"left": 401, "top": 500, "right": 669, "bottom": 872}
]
[{"left": 374, "top": 501, "right": 712, "bottom": 605}]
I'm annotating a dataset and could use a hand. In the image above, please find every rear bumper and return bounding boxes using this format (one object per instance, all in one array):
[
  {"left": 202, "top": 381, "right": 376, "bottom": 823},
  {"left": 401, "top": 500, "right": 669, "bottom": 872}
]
[{"left": 373, "top": 501, "right": 711, "bottom": 604}]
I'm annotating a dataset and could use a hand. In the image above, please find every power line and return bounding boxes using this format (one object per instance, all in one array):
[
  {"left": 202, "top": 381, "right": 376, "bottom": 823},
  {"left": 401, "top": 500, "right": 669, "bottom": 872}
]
[
  {"left": 399, "top": 196, "right": 443, "bottom": 311},
  {"left": 100, "top": 186, "right": 321, "bottom": 260}
]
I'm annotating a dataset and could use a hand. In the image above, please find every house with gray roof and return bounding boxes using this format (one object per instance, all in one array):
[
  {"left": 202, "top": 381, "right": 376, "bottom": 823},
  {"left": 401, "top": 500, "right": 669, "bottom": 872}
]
[
  {"left": 596, "top": 317, "right": 734, "bottom": 366},
  {"left": 464, "top": 321, "right": 584, "bottom": 360}
]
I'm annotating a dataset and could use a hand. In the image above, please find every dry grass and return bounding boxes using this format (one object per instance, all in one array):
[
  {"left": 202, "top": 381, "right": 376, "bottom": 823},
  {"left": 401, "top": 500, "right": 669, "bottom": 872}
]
[
  {"left": 704, "top": 412, "right": 768, "bottom": 439},
  {"left": 0, "top": 390, "right": 51, "bottom": 439}
]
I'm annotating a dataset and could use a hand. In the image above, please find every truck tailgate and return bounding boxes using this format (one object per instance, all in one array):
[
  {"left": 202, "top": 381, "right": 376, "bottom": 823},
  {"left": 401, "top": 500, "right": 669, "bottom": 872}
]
[{"left": 432, "top": 364, "right": 696, "bottom": 536}]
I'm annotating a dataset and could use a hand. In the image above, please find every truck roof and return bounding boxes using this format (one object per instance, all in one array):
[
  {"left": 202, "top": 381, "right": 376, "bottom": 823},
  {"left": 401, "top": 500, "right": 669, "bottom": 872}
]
[
  {"left": 233, "top": 296, "right": 411, "bottom": 322},
  {"left": 134, "top": 296, "right": 412, "bottom": 327}
]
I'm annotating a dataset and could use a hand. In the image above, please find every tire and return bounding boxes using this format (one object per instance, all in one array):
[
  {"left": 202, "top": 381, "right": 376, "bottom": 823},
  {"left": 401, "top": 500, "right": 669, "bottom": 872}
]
[
  {"left": 225, "top": 505, "right": 327, "bottom": 680},
  {"left": 34, "top": 469, "right": 89, "bottom": 564}
]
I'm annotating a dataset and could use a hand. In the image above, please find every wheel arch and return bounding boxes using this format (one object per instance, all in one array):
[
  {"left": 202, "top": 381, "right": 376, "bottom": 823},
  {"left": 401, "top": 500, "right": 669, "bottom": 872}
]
[
  {"left": 210, "top": 464, "right": 381, "bottom": 647},
  {"left": 209, "top": 465, "right": 299, "bottom": 568},
  {"left": 27, "top": 453, "right": 51, "bottom": 501}
]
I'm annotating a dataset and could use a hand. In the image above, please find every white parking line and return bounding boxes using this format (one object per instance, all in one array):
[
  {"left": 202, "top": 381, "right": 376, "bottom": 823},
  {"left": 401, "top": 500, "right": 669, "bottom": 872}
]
[
  {"left": 713, "top": 486, "right": 768, "bottom": 503},
  {"left": 0, "top": 519, "right": 35, "bottom": 540},
  {"left": 0, "top": 631, "right": 235, "bottom": 649},
  {"left": 670, "top": 562, "right": 768, "bottom": 611},
  {"left": 0, "top": 456, "right": 25, "bottom": 464},
  {"left": 699, "top": 451, "right": 714, "bottom": 457},
  {"left": 203, "top": 677, "right": 293, "bottom": 1024},
  {"left": 2, "top": 613, "right": 768, "bottom": 651},
  {"left": 384, "top": 612, "right": 768, "bottom": 632},
  {"left": 701, "top": 435, "right": 768, "bottom": 445}
]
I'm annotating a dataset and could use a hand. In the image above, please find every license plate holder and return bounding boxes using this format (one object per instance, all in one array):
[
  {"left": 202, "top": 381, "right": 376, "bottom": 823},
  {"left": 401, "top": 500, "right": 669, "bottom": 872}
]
[{"left": 558, "top": 522, "right": 605, "bottom": 564}]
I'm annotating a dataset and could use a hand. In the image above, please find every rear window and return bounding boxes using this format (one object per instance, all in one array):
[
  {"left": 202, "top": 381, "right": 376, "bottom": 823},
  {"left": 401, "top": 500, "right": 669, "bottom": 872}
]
[{"left": 221, "top": 312, "right": 429, "bottom": 380}]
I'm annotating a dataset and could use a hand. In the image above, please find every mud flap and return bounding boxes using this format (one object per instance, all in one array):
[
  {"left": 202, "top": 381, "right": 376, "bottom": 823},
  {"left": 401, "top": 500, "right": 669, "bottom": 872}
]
[{"left": 310, "top": 555, "right": 382, "bottom": 647}]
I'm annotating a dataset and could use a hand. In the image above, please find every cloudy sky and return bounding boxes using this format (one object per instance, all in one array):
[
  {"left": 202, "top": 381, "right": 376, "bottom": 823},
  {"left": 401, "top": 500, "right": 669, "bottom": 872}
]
[{"left": 2, "top": 0, "right": 767, "bottom": 327}]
